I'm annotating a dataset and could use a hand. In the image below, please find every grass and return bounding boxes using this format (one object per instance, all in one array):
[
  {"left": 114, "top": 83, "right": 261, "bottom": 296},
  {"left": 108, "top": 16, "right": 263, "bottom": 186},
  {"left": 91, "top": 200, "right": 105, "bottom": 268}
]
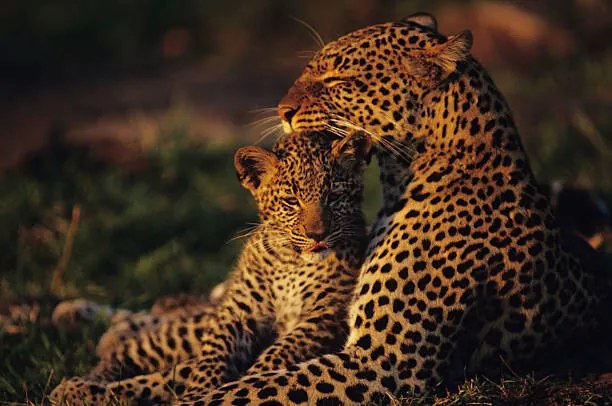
[
  {"left": 398, "top": 374, "right": 612, "bottom": 405},
  {"left": 0, "top": 134, "right": 251, "bottom": 305},
  {"left": 1, "top": 321, "right": 106, "bottom": 404},
  {"left": 0, "top": 132, "right": 250, "bottom": 403}
]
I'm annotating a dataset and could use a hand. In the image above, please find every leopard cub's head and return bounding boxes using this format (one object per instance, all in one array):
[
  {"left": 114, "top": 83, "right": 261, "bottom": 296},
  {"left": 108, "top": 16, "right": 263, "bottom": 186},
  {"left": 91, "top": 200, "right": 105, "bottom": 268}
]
[{"left": 234, "top": 131, "right": 371, "bottom": 262}]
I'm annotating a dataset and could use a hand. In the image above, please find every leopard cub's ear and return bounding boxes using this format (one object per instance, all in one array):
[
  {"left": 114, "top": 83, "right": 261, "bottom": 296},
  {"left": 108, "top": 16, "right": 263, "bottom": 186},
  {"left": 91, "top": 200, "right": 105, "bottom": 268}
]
[
  {"left": 332, "top": 132, "right": 372, "bottom": 173},
  {"left": 234, "top": 146, "right": 279, "bottom": 192}
]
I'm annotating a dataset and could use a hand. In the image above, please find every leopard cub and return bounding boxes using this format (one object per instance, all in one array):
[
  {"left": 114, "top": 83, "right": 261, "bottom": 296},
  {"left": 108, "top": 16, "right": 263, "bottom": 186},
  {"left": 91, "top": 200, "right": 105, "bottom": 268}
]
[{"left": 51, "top": 131, "right": 371, "bottom": 404}]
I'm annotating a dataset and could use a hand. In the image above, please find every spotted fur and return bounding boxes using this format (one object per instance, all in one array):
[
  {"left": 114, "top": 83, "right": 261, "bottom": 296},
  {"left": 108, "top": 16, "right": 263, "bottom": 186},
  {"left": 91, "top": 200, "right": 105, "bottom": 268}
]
[
  {"left": 50, "top": 131, "right": 371, "bottom": 404},
  {"left": 198, "top": 13, "right": 610, "bottom": 405},
  {"left": 50, "top": 290, "right": 226, "bottom": 364}
]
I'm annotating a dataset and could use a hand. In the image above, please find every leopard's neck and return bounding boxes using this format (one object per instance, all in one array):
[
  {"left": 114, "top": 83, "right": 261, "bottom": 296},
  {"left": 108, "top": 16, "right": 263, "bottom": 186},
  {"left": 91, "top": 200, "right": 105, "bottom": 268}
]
[{"left": 376, "top": 62, "right": 536, "bottom": 213}]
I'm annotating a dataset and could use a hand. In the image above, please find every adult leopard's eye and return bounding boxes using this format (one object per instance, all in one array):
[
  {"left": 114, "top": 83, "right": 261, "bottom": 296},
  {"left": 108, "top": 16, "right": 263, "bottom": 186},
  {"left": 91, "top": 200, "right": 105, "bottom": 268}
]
[
  {"left": 281, "top": 196, "right": 299, "bottom": 206},
  {"left": 322, "top": 76, "right": 351, "bottom": 88}
]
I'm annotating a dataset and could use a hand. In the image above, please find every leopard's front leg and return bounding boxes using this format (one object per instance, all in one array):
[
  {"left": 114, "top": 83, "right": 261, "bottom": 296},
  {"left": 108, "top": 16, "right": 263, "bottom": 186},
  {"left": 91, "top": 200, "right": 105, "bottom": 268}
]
[
  {"left": 50, "top": 359, "right": 199, "bottom": 405},
  {"left": 176, "top": 301, "right": 266, "bottom": 402},
  {"left": 85, "top": 310, "right": 216, "bottom": 383},
  {"left": 247, "top": 307, "right": 347, "bottom": 374}
]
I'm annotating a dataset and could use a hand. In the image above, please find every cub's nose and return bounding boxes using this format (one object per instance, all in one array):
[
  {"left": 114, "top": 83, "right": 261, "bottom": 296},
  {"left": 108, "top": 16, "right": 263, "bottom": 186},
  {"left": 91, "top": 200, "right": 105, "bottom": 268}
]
[{"left": 278, "top": 103, "right": 299, "bottom": 124}]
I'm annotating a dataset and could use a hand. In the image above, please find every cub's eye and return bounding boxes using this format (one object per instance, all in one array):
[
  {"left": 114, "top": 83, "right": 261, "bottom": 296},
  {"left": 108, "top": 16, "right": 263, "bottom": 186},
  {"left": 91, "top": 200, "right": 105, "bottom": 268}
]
[{"left": 281, "top": 196, "right": 299, "bottom": 206}]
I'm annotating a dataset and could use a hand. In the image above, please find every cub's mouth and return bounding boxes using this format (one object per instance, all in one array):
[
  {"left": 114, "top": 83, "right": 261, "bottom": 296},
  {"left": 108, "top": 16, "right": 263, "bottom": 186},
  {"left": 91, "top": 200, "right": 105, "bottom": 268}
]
[
  {"left": 305, "top": 241, "right": 329, "bottom": 253},
  {"left": 296, "top": 240, "right": 332, "bottom": 263}
]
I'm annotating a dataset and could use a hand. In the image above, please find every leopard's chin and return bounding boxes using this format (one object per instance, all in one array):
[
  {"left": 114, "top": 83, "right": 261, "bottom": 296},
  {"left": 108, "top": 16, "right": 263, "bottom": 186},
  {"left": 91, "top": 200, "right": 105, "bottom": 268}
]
[
  {"left": 291, "top": 241, "right": 331, "bottom": 263},
  {"left": 281, "top": 120, "right": 293, "bottom": 134},
  {"left": 301, "top": 249, "right": 331, "bottom": 263}
]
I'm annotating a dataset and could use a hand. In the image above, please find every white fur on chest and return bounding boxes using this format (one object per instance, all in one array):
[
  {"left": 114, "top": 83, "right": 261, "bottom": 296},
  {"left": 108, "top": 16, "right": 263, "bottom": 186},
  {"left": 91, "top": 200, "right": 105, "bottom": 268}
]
[{"left": 272, "top": 277, "right": 305, "bottom": 334}]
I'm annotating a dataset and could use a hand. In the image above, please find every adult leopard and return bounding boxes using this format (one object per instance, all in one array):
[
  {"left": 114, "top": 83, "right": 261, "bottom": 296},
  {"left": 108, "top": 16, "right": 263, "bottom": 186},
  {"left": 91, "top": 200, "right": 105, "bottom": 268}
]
[
  {"left": 198, "top": 13, "right": 610, "bottom": 405},
  {"left": 50, "top": 131, "right": 371, "bottom": 404}
]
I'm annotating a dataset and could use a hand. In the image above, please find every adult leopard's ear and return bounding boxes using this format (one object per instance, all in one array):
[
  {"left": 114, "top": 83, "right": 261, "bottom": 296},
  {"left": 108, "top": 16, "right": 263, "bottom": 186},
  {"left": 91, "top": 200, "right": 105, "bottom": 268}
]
[
  {"left": 403, "top": 12, "right": 437, "bottom": 32},
  {"left": 234, "top": 146, "right": 279, "bottom": 192},
  {"left": 332, "top": 132, "right": 372, "bottom": 172},
  {"left": 406, "top": 30, "right": 473, "bottom": 84},
  {"left": 435, "top": 30, "right": 473, "bottom": 73}
]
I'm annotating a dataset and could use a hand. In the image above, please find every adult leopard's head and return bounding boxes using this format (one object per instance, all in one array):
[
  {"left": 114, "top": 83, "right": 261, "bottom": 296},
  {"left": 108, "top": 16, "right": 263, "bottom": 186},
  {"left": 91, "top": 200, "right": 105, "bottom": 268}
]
[
  {"left": 278, "top": 14, "right": 473, "bottom": 146},
  {"left": 234, "top": 131, "right": 371, "bottom": 261}
]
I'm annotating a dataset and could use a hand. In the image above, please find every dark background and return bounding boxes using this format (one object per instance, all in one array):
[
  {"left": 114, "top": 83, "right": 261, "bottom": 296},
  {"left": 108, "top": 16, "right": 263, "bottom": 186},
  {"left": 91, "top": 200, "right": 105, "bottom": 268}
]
[{"left": 1, "top": 0, "right": 610, "bottom": 181}]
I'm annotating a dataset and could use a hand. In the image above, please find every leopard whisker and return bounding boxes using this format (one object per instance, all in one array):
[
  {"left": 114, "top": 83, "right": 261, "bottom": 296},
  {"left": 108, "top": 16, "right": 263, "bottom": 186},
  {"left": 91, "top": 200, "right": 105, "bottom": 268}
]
[
  {"left": 228, "top": 221, "right": 290, "bottom": 245},
  {"left": 342, "top": 111, "right": 417, "bottom": 160},
  {"left": 227, "top": 230, "right": 258, "bottom": 243},
  {"left": 265, "top": 238, "right": 290, "bottom": 247},
  {"left": 259, "top": 123, "right": 283, "bottom": 136},
  {"left": 329, "top": 116, "right": 414, "bottom": 163},
  {"left": 325, "top": 123, "right": 350, "bottom": 139},
  {"left": 297, "top": 50, "right": 317, "bottom": 59},
  {"left": 263, "top": 237, "right": 292, "bottom": 254},
  {"left": 247, "top": 115, "right": 282, "bottom": 129},
  {"left": 290, "top": 17, "right": 326, "bottom": 50},
  {"left": 328, "top": 118, "right": 404, "bottom": 160},
  {"left": 249, "top": 107, "right": 278, "bottom": 115},
  {"left": 376, "top": 127, "right": 417, "bottom": 161},
  {"left": 256, "top": 124, "right": 284, "bottom": 145},
  {"left": 377, "top": 136, "right": 413, "bottom": 163},
  {"left": 227, "top": 224, "right": 264, "bottom": 244}
]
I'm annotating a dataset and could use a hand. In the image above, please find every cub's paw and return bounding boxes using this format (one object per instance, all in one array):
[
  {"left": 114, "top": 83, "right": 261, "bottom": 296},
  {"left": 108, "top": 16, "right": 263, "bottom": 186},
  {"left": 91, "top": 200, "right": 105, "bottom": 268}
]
[
  {"left": 49, "top": 376, "right": 107, "bottom": 405},
  {"left": 51, "top": 299, "right": 119, "bottom": 330}
]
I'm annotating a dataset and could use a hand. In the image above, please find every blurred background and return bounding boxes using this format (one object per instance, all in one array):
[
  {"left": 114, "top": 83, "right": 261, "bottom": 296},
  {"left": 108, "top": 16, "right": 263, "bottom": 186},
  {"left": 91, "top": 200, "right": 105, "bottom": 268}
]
[{"left": 0, "top": 0, "right": 610, "bottom": 401}]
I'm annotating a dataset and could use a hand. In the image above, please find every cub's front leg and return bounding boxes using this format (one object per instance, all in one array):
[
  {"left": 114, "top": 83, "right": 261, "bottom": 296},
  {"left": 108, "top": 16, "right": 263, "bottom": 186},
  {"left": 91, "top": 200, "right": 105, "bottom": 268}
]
[
  {"left": 177, "top": 297, "right": 268, "bottom": 402},
  {"left": 247, "top": 305, "right": 348, "bottom": 374}
]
